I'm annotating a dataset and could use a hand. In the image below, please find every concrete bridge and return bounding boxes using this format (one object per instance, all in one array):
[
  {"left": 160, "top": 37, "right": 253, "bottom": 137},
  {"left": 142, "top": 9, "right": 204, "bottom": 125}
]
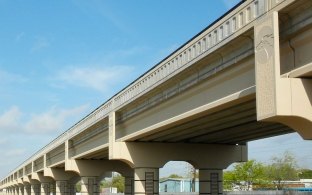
[{"left": 1, "top": 0, "right": 312, "bottom": 195}]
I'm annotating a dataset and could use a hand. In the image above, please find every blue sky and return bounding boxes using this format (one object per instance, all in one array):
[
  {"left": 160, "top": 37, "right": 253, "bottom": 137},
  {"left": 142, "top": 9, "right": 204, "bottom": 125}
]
[{"left": 0, "top": 0, "right": 311, "bottom": 179}]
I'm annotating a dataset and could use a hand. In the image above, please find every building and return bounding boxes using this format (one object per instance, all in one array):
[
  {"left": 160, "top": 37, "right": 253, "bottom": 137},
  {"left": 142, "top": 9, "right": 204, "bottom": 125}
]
[{"left": 159, "top": 178, "right": 199, "bottom": 193}]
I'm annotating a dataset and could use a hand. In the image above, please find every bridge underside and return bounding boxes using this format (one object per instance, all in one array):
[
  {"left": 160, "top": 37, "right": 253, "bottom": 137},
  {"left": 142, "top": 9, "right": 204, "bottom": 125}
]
[{"left": 132, "top": 98, "right": 293, "bottom": 144}]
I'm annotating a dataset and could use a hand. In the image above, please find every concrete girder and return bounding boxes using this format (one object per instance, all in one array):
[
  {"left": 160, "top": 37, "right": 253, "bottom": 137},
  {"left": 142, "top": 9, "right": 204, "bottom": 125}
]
[
  {"left": 255, "top": 11, "right": 312, "bottom": 140},
  {"left": 65, "top": 159, "right": 133, "bottom": 177},
  {"left": 109, "top": 142, "right": 247, "bottom": 169}
]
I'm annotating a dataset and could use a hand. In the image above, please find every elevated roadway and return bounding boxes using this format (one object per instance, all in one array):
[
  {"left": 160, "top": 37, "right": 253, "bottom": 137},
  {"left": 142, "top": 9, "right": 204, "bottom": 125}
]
[{"left": 1, "top": 0, "right": 312, "bottom": 195}]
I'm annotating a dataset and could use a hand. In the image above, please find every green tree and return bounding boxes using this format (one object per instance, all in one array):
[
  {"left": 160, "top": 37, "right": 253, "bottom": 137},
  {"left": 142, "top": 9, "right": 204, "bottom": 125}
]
[
  {"left": 233, "top": 160, "right": 265, "bottom": 190},
  {"left": 168, "top": 174, "right": 183, "bottom": 178},
  {"left": 111, "top": 175, "right": 125, "bottom": 193},
  {"left": 266, "top": 151, "right": 298, "bottom": 190},
  {"left": 75, "top": 181, "right": 81, "bottom": 192},
  {"left": 100, "top": 174, "right": 125, "bottom": 193},
  {"left": 298, "top": 169, "right": 312, "bottom": 179},
  {"left": 223, "top": 171, "right": 238, "bottom": 191}
]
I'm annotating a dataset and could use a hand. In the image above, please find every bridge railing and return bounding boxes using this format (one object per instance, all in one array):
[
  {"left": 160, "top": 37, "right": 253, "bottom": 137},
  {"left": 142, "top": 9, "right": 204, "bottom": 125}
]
[{"left": 3, "top": 0, "right": 289, "bottom": 181}]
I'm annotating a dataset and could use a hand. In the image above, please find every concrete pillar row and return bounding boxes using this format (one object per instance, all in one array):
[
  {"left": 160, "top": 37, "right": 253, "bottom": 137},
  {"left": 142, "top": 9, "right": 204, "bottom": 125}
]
[
  {"left": 40, "top": 183, "right": 50, "bottom": 195},
  {"left": 68, "top": 183, "right": 76, "bottom": 195},
  {"left": 134, "top": 168, "right": 158, "bottom": 195},
  {"left": 55, "top": 181, "right": 68, "bottom": 195},
  {"left": 124, "top": 176, "right": 134, "bottom": 195},
  {"left": 199, "top": 169, "right": 223, "bottom": 195},
  {"left": 14, "top": 186, "right": 18, "bottom": 195},
  {"left": 50, "top": 183, "right": 56, "bottom": 195},
  {"left": 80, "top": 177, "right": 99, "bottom": 195},
  {"left": 23, "top": 185, "right": 30, "bottom": 195},
  {"left": 30, "top": 184, "right": 40, "bottom": 195},
  {"left": 18, "top": 185, "right": 24, "bottom": 195}
]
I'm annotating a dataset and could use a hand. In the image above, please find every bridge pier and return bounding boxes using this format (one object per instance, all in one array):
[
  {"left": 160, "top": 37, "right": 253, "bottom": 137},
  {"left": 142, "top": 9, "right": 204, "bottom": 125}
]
[
  {"left": 44, "top": 167, "right": 78, "bottom": 195},
  {"left": 14, "top": 186, "right": 18, "bottom": 195},
  {"left": 17, "top": 185, "right": 24, "bottom": 195},
  {"left": 31, "top": 173, "right": 54, "bottom": 195},
  {"left": 255, "top": 11, "right": 312, "bottom": 139},
  {"left": 65, "top": 159, "right": 134, "bottom": 195},
  {"left": 22, "top": 185, "right": 30, "bottom": 195},
  {"left": 54, "top": 181, "right": 68, "bottom": 195},
  {"left": 80, "top": 177, "right": 98, "bottom": 195},
  {"left": 30, "top": 184, "right": 40, "bottom": 195},
  {"left": 199, "top": 169, "right": 223, "bottom": 195},
  {"left": 134, "top": 168, "right": 158, "bottom": 195},
  {"left": 124, "top": 176, "right": 134, "bottom": 195},
  {"left": 110, "top": 141, "right": 247, "bottom": 195},
  {"left": 40, "top": 183, "right": 50, "bottom": 195}
]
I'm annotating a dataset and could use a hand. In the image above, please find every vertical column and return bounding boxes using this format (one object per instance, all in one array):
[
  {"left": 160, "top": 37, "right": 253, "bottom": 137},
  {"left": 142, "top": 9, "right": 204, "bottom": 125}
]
[
  {"left": 134, "top": 168, "right": 159, "bottom": 195},
  {"left": 23, "top": 185, "right": 30, "bottom": 195},
  {"left": 30, "top": 184, "right": 40, "bottom": 195},
  {"left": 18, "top": 185, "right": 24, "bottom": 195},
  {"left": 124, "top": 176, "right": 134, "bottom": 195},
  {"left": 15, "top": 187, "right": 18, "bottom": 195},
  {"left": 50, "top": 183, "right": 56, "bottom": 195},
  {"left": 55, "top": 181, "right": 68, "bottom": 195},
  {"left": 199, "top": 169, "right": 223, "bottom": 195},
  {"left": 68, "top": 183, "right": 75, "bottom": 195},
  {"left": 40, "top": 183, "right": 50, "bottom": 195},
  {"left": 15, "top": 186, "right": 19, "bottom": 195},
  {"left": 80, "top": 177, "right": 99, "bottom": 195}
]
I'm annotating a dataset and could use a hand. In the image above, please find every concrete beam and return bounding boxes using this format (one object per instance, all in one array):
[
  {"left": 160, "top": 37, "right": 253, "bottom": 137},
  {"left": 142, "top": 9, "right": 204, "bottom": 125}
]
[
  {"left": 110, "top": 142, "right": 247, "bottom": 169},
  {"left": 65, "top": 159, "right": 133, "bottom": 177},
  {"left": 255, "top": 11, "right": 312, "bottom": 140},
  {"left": 43, "top": 168, "right": 77, "bottom": 181}
]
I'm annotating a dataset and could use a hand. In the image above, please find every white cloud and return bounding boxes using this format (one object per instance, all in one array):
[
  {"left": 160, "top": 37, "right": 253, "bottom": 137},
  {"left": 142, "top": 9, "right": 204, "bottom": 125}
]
[
  {"left": 25, "top": 104, "right": 88, "bottom": 134},
  {"left": 0, "top": 104, "right": 89, "bottom": 135},
  {"left": 31, "top": 37, "right": 50, "bottom": 52},
  {"left": 4, "top": 148, "right": 26, "bottom": 157},
  {"left": 0, "top": 106, "right": 22, "bottom": 132},
  {"left": 0, "top": 138, "right": 8, "bottom": 145},
  {"left": 56, "top": 65, "right": 133, "bottom": 92},
  {"left": 0, "top": 70, "right": 27, "bottom": 84}
]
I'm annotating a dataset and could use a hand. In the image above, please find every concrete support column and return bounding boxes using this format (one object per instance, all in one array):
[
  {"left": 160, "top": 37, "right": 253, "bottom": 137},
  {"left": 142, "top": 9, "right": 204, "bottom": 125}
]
[
  {"left": 40, "top": 183, "right": 50, "bottom": 195},
  {"left": 55, "top": 181, "right": 68, "bottom": 195},
  {"left": 199, "top": 169, "right": 223, "bottom": 195},
  {"left": 80, "top": 177, "right": 99, "bottom": 195},
  {"left": 124, "top": 176, "right": 134, "bottom": 195},
  {"left": 23, "top": 185, "right": 30, "bottom": 195},
  {"left": 30, "top": 184, "right": 40, "bottom": 195},
  {"left": 68, "top": 183, "right": 75, "bottom": 195},
  {"left": 134, "top": 168, "right": 159, "bottom": 195},
  {"left": 18, "top": 185, "right": 24, "bottom": 195},
  {"left": 50, "top": 183, "right": 56, "bottom": 195},
  {"left": 15, "top": 187, "right": 19, "bottom": 195},
  {"left": 15, "top": 187, "right": 18, "bottom": 195}
]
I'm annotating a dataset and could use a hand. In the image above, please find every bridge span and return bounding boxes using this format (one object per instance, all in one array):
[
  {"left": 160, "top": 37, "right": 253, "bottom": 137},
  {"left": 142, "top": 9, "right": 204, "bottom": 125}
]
[{"left": 1, "top": 0, "right": 312, "bottom": 195}]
